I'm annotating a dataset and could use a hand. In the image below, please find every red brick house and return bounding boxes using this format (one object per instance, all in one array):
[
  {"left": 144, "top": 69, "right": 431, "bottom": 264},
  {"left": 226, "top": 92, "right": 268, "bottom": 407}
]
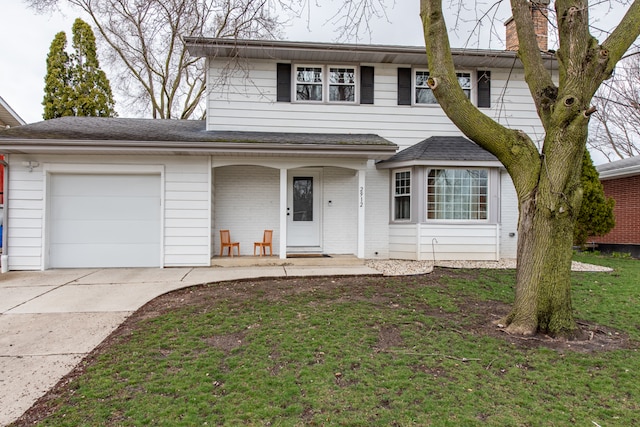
[{"left": 593, "top": 156, "right": 640, "bottom": 257}]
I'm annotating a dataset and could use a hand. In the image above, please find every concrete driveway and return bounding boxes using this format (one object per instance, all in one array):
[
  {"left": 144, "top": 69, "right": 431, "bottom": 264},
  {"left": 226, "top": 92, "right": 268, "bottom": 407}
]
[{"left": 0, "top": 264, "right": 378, "bottom": 426}]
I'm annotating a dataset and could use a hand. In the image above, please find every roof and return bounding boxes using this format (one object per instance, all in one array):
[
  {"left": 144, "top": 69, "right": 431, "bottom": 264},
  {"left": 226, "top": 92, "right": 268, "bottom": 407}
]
[
  {"left": 377, "top": 136, "right": 501, "bottom": 168},
  {"left": 184, "top": 37, "right": 557, "bottom": 70},
  {"left": 597, "top": 156, "right": 640, "bottom": 180},
  {"left": 0, "top": 96, "right": 26, "bottom": 128},
  {"left": 0, "top": 116, "right": 397, "bottom": 159}
]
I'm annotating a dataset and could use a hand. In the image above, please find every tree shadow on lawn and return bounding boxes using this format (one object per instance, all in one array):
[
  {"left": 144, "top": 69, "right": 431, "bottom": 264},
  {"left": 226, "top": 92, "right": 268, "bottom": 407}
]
[{"left": 12, "top": 268, "right": 634, "bottom": 426}]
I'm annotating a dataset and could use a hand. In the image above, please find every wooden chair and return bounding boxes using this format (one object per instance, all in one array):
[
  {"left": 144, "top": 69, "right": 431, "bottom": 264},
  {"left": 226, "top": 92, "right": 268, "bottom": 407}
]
[
  {"left": 220, "top": 229, "right": 240, "bottom": 257},
  {"left": 253, "top": 230, "right": 273, "bottom": 256}
]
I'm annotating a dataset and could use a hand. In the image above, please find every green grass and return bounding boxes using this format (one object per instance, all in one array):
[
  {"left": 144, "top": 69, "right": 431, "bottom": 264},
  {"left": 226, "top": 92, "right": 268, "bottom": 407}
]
[{"left": 18, "top": 255, "right": 640, "bottom": 427}]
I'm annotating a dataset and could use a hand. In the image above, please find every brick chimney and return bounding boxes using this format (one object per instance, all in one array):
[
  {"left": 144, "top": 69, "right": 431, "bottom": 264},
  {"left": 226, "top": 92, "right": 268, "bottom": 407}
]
[{"left": 505, "top": 0, "right": 550, "bottom": 52}]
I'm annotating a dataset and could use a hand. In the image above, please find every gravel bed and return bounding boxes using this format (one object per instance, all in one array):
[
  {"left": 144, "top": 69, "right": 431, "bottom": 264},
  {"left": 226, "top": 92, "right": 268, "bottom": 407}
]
[{"left": 365, "top": 258, "right": 613, "bottom": 276}]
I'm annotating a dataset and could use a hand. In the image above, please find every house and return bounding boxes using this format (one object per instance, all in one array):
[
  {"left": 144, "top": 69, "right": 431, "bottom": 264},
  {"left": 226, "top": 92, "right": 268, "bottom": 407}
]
[
  {"left": 0, "top": 96, "right": 26, "bottom": 250},
  {"left": 592, "top": 157, "right": 640, "bottom": 258},
  {"left": 0, "top": 35, "right": 551, "bottom": 271}
]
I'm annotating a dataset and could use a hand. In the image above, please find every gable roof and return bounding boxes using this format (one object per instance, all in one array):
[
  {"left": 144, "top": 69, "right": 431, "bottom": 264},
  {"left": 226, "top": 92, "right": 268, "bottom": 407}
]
[
  {"left": 377, "top": 136, "right": 501, "bottom": 168},
  {"left": 0, "top": 116, "right": 397, "bottom": 159},
  {"left": 597, "top": 156, "right": 640, "bottom": 180},
  {"left": 184, "top": 38, "right": 556, "bottom": 70}
]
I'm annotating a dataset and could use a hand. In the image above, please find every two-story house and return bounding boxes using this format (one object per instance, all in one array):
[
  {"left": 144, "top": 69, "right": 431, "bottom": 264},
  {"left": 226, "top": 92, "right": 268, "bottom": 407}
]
[{"left": 0, "top": 35, "right": 551, "bottom": 271}]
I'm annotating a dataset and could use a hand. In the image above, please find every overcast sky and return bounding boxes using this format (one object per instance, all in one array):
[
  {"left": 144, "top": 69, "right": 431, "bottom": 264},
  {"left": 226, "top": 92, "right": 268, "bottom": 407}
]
[{"left": 0, "top": 1, "right": 633, "bottom": 126}]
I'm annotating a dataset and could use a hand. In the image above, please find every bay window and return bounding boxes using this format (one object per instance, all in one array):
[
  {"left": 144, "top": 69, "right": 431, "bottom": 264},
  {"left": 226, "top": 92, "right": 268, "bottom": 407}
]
[
  {"left": 393, "top": 170, "right": 411, "bottom": 220},
  {"left": 427, "top": 169, "right": 488, "bottom": 220}
]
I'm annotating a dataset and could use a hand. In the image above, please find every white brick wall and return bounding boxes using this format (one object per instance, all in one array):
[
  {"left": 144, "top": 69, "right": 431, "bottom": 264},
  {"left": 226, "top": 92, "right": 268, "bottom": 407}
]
[{"left": 213, "top": 165, "right": 280, "bottom": 256}]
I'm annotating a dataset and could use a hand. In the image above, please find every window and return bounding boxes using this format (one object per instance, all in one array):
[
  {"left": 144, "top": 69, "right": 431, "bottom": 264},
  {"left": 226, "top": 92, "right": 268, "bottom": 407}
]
[
  {"left": 414, "top": 70, "right": 472, "bottom": 104},
  {"left": 296, "top": 66, "right": 323, "bottom": 101},
  {"left": 279, "top": 64, "right": 373, "bottom": 104},
  {"left": 294, "top": 65, "right": 357, "bottom": 103},
  {"left": 427, "top": 169, "right": 488, "bottom": 220},
  {"left": 329, "top": 67, "right": 355, "bottom": 101},
  {"left": 394, "top": 170, "right": 411, "bottom": 220}
]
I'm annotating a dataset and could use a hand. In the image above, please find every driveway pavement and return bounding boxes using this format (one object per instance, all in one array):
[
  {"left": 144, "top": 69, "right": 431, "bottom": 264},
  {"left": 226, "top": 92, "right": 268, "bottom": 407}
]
[{"left": 0, "top": 264, "right": 378, "bottom": 426}]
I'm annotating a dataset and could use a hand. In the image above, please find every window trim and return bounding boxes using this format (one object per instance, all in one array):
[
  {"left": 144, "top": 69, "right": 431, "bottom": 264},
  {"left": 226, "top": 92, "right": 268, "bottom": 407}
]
[
  {"left": 392, "top": 169, "right": 412, "bottom": 222},
  {"left": 412, "top": 69, "right": 475, "bottom": 106},
  {"left": 293, "top": 64, "right": 358, "bottom": 104},
  {"left": 425, "top": 167, "right": 490, "bottom": 222}
]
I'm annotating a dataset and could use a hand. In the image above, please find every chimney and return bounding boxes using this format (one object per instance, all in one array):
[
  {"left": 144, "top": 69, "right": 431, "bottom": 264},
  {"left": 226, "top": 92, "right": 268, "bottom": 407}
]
[{"left": 505, "top": 0, "right": 550, "bottom": 52}]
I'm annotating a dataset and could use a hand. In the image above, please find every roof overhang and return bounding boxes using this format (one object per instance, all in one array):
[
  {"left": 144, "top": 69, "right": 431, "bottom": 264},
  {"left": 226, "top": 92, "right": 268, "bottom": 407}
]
[
  {"left": 0, "top": 139, "right": 397, "bottom": 160},
  {"left": 0, "top": 96, "right": 26, "bottom": 128},
  {"left": 184, "top": 37, "right": 557, "bottom": 69},
  {"left": 598, "top": 164, "right": 640, "bottom": 180},
  {"left": 376, "top": 159, "right": 504, "bottom": 169}
]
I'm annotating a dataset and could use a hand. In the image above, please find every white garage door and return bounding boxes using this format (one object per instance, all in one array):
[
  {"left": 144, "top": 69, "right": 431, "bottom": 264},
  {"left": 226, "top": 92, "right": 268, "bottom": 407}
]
[{"left": 49, "top": 174, "right": 161, "bottom": 268}]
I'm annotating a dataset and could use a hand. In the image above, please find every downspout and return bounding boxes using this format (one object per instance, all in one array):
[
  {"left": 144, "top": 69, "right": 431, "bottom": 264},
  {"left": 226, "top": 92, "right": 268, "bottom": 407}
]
[{"left": 1, "top": 155, "right": 8, "bottom": 273}]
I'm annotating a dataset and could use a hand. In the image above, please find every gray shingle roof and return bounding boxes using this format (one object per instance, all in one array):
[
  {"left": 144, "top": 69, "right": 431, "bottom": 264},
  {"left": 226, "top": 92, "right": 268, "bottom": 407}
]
[
  {"left": 0, "top": 116, "right": 394, "bottom": 146},
  {"left": 380, "top": 136, "right": 499, "bottom": 165}
]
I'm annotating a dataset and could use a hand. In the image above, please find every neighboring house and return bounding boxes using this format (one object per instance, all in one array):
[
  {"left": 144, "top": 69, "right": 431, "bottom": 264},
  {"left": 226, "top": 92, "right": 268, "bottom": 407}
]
[
  {"left": 0, "top": 96, "right": 26, "bottom": 250},
  {"left": 592, "top": 157, "right": 640, "bottom": 258},
  {"left": 0, "top": 35, "right": 551, "bottom": 270}
]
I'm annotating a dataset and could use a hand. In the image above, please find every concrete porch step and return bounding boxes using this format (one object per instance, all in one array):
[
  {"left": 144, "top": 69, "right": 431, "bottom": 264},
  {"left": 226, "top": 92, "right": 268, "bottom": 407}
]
[{"left": 211, "top": 254, "right": 363, "bottom": 267}]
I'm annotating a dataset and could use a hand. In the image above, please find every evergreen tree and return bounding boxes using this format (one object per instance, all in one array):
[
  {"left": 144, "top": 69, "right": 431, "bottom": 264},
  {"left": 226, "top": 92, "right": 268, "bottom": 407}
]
[
  {"left": 574, "top": 151, "right": 616, "bottom": 248},
  {"left": 43, "top": 32, "right": 74, "bottom": 119},
  {"left": 42, "top": 18, "right": 116, "bottom": 119}
]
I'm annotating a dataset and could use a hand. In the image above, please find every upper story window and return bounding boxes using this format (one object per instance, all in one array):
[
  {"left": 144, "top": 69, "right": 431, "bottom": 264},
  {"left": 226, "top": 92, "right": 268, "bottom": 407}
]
[
  {"left": 296, "top": 66, "right": 323, "bottom": 101},
  {"left": 294, "top": 65, "right": 356, "bottom": 103},
  {"left": 278, "top": 63, "right": 374, "bottom": 105},
  {"left": 415, "top": 70, "right": 471, "bottom": 105},
  {"left": 393, "top": 170, "right": 411, "bottom": 221},
  {"left": 329, "top": 67, "right": 356, "bottom": 101},
  {"left": 427, "top": 168, "right": 488, "bottom": 220},
  {"left": 398, "top": 68, "right": 490, "bottom": 108}
]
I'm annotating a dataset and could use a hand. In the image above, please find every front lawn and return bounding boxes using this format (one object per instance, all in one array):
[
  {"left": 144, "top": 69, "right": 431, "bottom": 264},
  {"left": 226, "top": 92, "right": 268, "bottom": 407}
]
[{"left": 14, "top": 253, "right": 640, "bottom": 426}]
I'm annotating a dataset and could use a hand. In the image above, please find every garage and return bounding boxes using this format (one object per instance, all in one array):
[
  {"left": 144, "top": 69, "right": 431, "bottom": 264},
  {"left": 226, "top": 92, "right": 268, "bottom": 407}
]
[{"left": 48, "top": 173, "right": 161, "bottom": 268}]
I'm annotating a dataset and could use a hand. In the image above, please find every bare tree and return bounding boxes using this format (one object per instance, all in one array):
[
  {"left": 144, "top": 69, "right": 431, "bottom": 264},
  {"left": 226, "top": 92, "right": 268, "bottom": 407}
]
[
  {"left": 419, "top": 0, "right": 640, "bottom": 337},
  {"left": 589, "top": 53, "right": 640, "bottom": 160},
  {"left": 29, "top": 0, "right": 283, "bottom": 119}
]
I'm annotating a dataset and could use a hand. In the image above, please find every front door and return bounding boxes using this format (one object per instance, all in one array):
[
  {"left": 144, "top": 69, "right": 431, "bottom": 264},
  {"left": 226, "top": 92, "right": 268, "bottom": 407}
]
[{"left": 287, "top": 170, "right": 321, "bottom": 248}]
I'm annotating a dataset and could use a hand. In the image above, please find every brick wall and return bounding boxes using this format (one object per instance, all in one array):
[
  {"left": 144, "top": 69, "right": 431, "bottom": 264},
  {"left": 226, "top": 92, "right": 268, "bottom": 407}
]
[
  {"left": 505, "top": 1, "right": 549, "bottom": 52},
  {"left": 591, "top": 175, "right": 640, "bottom": 245}
]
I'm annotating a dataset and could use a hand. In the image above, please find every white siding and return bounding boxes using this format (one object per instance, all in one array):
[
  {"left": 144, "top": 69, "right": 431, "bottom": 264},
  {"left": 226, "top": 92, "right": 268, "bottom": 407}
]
[
  {"left": 206, "top": 60, "right": 546, "bottom": 151},
  {"left": 390, "top": 223, "right": 500, "bottom": 261},
  {"left": 5, "top": 154, "right": 210, "bottom": 270}
]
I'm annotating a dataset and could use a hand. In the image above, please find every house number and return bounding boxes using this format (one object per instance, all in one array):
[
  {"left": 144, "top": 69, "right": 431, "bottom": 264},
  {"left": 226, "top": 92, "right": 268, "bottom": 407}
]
[{"left": 359, "top": 186, "right": 364, "bottom": 207}]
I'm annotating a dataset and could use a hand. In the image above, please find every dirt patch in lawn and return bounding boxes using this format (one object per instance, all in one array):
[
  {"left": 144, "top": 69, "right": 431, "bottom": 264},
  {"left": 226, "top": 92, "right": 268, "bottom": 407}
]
[{"left": 11, "top": 268, "right": 634, "bottom": 426}]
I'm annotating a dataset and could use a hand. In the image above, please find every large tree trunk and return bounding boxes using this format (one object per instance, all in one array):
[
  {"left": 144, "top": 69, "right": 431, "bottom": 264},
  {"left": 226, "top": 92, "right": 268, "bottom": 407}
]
[{"left": 502, "top": 194, "right": 578, "bottom": 337}]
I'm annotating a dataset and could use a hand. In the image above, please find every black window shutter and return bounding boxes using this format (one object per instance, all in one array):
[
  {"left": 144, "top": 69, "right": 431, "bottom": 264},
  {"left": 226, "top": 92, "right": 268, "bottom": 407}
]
[
  {"left": 360, "top": 66, "right": 374, "bottom": 104},
  {"left": 397, "top": 67, "right": 412, "bottom": 105},
  {"left": 277, "top": 63, "right": 292, "bottom": 102},
  {"left": 477, "top": 70, "right": 491, "bottom": 108}
]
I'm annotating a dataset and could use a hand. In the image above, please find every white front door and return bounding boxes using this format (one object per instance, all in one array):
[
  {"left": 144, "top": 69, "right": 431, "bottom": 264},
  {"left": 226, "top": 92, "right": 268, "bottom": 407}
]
[{"left": 287, "top": 170, "right": 321, "bottom": 248}]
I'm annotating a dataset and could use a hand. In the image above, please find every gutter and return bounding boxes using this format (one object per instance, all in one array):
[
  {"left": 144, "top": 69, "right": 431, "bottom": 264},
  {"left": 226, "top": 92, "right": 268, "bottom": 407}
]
[{"left": 0, "top": 139, "right": 398, "bottom": 160}]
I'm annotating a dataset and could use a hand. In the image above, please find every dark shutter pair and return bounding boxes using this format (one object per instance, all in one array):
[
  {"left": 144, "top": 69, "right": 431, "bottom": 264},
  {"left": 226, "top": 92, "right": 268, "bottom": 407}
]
[
  {"left": 397, "top": 68, "right": 491, "bottom": 107},
  {"left": 276, "top": 64, "right": 374, "bottom": 104}
]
